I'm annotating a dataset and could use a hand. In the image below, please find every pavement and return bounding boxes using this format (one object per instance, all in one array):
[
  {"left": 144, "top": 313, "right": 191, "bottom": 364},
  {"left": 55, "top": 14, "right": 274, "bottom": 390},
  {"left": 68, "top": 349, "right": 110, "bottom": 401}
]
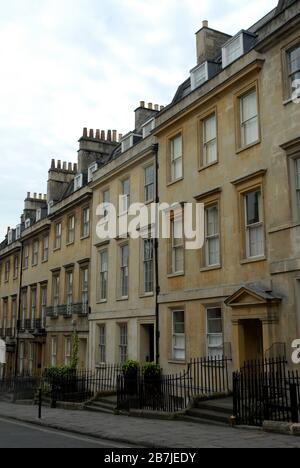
[
  {"left": 0, "top": 417, "right": 134, "bottom": 448},
  {"left": 0, "top": 402, "right": 300, "bottom": 448}
]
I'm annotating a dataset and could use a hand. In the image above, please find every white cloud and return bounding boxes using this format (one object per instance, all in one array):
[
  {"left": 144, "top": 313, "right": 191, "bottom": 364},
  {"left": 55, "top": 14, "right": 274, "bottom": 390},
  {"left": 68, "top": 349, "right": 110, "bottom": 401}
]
[{"left": 0, "top": 0, "right": 278, "bottom": 237}]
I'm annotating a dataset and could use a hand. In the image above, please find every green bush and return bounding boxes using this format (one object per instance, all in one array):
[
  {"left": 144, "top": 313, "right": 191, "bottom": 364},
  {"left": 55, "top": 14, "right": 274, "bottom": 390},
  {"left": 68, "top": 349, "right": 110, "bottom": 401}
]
[
  {"left": 43, "top": 366, "right": 75, "bottom": 381},
  {"left": 122, "top": 360, "right": 139, "bottom": 377},
  {"left": 142, "top": 363, "right": 161, "bottom": 379}
]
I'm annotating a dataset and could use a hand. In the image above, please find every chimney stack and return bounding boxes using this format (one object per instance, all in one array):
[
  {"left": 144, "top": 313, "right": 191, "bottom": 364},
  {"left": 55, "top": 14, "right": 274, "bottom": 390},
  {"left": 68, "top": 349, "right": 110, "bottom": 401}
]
[{"left": 196, "top": 22, "right": 231, "bottom": 64}]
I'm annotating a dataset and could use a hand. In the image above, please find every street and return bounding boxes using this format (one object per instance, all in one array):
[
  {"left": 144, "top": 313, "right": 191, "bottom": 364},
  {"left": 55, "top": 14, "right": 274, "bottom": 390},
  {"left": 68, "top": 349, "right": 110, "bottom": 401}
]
[{"left": 0, "top": 417, "right": 134, "bottom": 448}]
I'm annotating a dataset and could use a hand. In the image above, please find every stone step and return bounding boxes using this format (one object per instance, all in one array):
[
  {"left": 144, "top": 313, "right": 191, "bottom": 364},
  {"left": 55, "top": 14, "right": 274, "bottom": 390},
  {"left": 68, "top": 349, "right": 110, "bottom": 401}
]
[
  {"left": 89, "top": 400, "right": 116, "bottom": 410},
  {"left": 186, "top": 407, "right": 231, "bottom": 425},
  {"left": 96, "top": 396, "right": 117, "bottom": 405},
  {"left": 84, "top": 405, "right": 115, "bottom": 415},
  {"left": 181, "top": 415, "right": 229, "bottom": 427},
  {"left": 196, "top": 400, "right": 233, "bottom": 415}
]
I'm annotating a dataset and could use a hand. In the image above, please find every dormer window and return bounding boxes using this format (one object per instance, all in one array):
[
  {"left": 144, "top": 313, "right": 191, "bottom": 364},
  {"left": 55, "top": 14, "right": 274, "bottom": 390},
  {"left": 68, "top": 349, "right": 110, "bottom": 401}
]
[
  {"left": 142, "top": 118, "right": 155, "bottom": 138},
  {"left": 16, "top": 225, "right": 21, "bottom": 240},
  {"left": 222, "top": 32, "right": 256, "bottom": 68},
  {"left": 121, "top": 135, "right": 133, "bottom": 153},
  {"left": 88, "top": 163, "right": 98, "bottom": 183},
  {"left": 74, "top": 173, "right": 83, "bottom": 192},
  {"left": 7, "top": 230, "right": 13, "bottom": 245},
  {"left": 25, "top": 219, "right": 31, "bottom": 229},
  {"left": 222, "top": 35, "right": 243, "bottom": 67},
  {"left": 48, "top": 201, "right": 54, "bottom": 215},
  {"left": 36, "top": 208, "right": 42, "bottom": 222},
  {"left": 190, "top": 62, "right": 208, "bottom": 91}
]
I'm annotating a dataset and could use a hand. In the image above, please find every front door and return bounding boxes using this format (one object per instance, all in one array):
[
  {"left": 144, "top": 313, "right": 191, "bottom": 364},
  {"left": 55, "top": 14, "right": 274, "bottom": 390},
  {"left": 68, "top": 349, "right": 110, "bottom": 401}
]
[
  {"left": 140, "top": 324, "right": 155, "bottom": 363},
  {"left": 241, "top": 319, "right": 263, "bottom": 363}
]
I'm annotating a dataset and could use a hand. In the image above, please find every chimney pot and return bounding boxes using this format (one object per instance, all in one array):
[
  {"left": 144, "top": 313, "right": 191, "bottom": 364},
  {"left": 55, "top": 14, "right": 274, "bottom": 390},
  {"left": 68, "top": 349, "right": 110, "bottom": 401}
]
[
  {"left": 73, "top": 163, "right": 78, "bottom": 173},
  {"left": 148, "top": 103, "right": 153, "bottom": 110},
  {"left": 202, "top": 20, "right": 209, "bottom": 28},
  {"left": 83, "top": 127, "right": 88, "bottom": 138},
  {"left": 57, "top": 160, "right": 62, "bottom": 170},
  {"left": 113, "top": 130, "right": 117, "bottom": 142},
  {"left": 34, "top": 193, "right": 37, "bottom": 199},
  {"left": 44, "top": 194, "right": 47, "bottom": 200},
  {"left": 63, "top": 162, "right": 67, "bottom": 170},
  {"left": 51, "top": 159, "right": 55, "bottom": 170},
  {"left": 118, "top": 134, "right": 123, "bottom": 142},
  {"left": 27, "top": 192, "right": 30, "bottom": 199},
  {"left": 89, "top": 129, "right": 94, "bottom": 139},
  {"left": 154, "top": 104, "right": 159, "bottom": 111},
  {"left": 101, "top": 130, "right": 106, "bottom": 140},
  {"left": 96, "top": 129, "right": 100, "bottom": 139},
  {"left": 140, "top": 101, "right": 145, "bottom": 108},
  {"left": 68, "top": 162, "right": 72, "bottom": 172},
  {"left": 39, "top": 193, "right": 42, "bottom": 199},
  {"left": 107, "top": 130, "right": 112, "bottom": 141}
]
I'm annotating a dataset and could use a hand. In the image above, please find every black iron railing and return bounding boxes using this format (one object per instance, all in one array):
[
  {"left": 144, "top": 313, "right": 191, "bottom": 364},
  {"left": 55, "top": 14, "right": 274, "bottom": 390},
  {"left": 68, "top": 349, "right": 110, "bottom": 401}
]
[
  {"left": 233, "top": 357, "right": 300, "bottom": 426},
  {"left": 46, "top": 303, "right": 89, "bottom": 319},
  {"left": 44, "top": 364, "right": 122, "bottom": 404},
  {"left": 0, "top": 375, "right": 40, "bottom": 401},
  {"left": 117, "top": 356, "right": 232, "bottom": 413}
]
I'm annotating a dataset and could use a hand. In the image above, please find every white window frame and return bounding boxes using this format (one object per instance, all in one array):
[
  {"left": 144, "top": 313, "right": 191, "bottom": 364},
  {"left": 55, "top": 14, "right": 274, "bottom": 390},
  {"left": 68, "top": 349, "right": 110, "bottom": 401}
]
[
  {"left": 207, "top": 307, "right": 224, "bottom": 359},
  {"left": 32, "top": 240, "right": 39, "bottom": 266},
  {"left": 144, "top": 165, "right": 155, "bottom": 203},
  {"left": 205, "top": 205, "right": 220, "bottom": 267},
  {"left": 25, "top": 219, "right": 31, "bottom": 229},
  {"left": 82, "top": 207, "right": 90, "bottom": 238},
  {"left": 52, "top": 275, "right": 60, "bottom": 316},
  {"left": 51, "top": 337, "right": 57, "bottom": 367},
  {"left": 43, "top": 236, "right": 49, "bottom": 261},
  {"left": 191, "top": 62, "right": 208, "bottom": 90},
  {"left": 203, "top": 114, "right": 217, "bottom": 166},
  {"left": 287, "top": 44, "right": 300, "bottom": 97},
  {"left": 64, "top": 337, "right": 71, "bottom": 366},
  {"left": 244, "top": 190, "right": 265, "bottom": 259},
  {"left": 81, "top": 267, "right": 89, "bottom": 314},
  {"left": 67, "top": 215, "right": 75, "bottom": 244},
  {"left": 172, "top": 310, "right": 186, "bottom": 362},
  {"left": 120, "top": 179, "right": 130, "bottom": 214},
  {"left": 171, "top": 217, "right": 184, "bottom": 274},
  {"left": 239, "top": 89, "right": 259, "bottom": 148},
  {"left": 36, "top": 208, "right": 42, "bottom": 222},
  {"left": 170, "top": 134, "right": 183, "bottom": 182},
  {"left": 143, "top": 239, "right": 154, "bottom": 294},
  {"left": 28, "top": 343, "right": 34, "bottom": 375},
  {"left": 16, "top": 224, "right": 21, "bottom": 240},
  {"left": 100, "top": 250, "right": 108, "bottom": 301},
  {"left": 99, "top": 325, "right": 106, "bottom": 364},
  {"left": 119, "top": 323, "right": 128, "bottom": 363},
  {"left": 41, "top": 286, "right": 47, "bottom": 329},
  {"left": 31, "top": 288, "right": 37, "bottom": 329},
  {"left": 66, "top": 271, "right": 73, "bottom": 315},
  {"left": 54, "top": 223, "right": 62, "bottom": 250},
  {"left": 222, "top": 34, "right": 244, "bottom": 68},
  {"left": 120, "top": 244, "right": 129, "bottom": 298}
]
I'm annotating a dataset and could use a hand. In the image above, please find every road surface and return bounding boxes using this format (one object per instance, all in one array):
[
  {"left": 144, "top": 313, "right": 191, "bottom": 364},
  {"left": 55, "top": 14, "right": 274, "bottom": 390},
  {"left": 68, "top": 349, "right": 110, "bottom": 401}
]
[{"left": 0, "top": 417, "right": 135, "bottom": 448}]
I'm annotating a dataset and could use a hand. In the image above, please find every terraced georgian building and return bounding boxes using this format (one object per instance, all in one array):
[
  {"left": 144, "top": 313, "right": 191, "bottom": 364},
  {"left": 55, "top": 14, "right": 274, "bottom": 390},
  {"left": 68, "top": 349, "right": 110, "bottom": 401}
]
[{"left": 0, "top": 0, "right": 300, "bottom": 376}]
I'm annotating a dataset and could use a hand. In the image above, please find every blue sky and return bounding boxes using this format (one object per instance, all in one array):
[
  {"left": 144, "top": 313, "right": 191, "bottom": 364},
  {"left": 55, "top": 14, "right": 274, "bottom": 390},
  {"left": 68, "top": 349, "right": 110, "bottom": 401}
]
[{"left": 0, "top": 0, "right": 277, "bottom": 238}]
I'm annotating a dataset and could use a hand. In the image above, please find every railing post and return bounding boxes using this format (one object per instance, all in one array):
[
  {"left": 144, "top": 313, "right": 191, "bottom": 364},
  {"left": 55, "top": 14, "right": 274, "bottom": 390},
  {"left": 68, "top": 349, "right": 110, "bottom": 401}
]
[
  {"left": 38, "top": 387, "right": 42, "bottom": 419},
  {"left": 290, "top": 383, "right": 299, "bottom": 424}
]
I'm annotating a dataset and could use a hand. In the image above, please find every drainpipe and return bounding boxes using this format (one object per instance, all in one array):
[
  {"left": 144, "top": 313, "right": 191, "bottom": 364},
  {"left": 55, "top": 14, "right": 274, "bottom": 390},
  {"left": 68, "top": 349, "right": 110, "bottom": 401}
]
[
  {"left": 153, "top": 143, "right": 160, "bottom": 365},
  {"left": 14, "top": 240, "right": 24, "bottom": 377}
]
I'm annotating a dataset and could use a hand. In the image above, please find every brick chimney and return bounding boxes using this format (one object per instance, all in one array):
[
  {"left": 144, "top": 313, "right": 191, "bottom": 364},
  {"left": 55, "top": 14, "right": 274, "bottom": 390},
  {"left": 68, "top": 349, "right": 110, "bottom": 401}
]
[
  {"left": 47, "top": 160, "right": 77, "bottom": 204},
  {"left": 196, "top": 21, "right": 231, "bottom": 64},
  {"left": 134, "top": 101, "right": 161, "bottom": 133},
  {"left": 77, "top": 128, "right": 119, "bottom": 174}
]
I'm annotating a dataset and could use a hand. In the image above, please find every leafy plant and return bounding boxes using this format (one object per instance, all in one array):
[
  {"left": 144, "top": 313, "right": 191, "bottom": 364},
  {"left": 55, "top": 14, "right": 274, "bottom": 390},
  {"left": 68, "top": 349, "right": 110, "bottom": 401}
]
[
  {"left": 122, "top": 360, "right": 139, "bottom": 376},
  {"left": 142, "top": 362, "right": 161, "bottom": 379},
  {"left": 70, "top": 330, "right": 79, "bottom": 370},
  {"left": 43, "top": 366, "right": 75, "bottom": 381}
]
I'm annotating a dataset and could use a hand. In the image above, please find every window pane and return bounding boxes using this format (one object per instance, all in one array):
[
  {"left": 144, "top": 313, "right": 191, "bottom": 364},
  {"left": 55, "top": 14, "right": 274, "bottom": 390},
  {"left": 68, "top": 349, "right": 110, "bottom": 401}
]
[
  {"left": 172, "top": 136, "right": 182, "bottom": 160},
  {"left": 289, "top": 46, "right": 300, "bottom": 74},
  {"left": 245, "top": 191, "right": 260, "bottom": 225},
  {"left": 204, "top": 115, "right": 216, "bottom": 143},
  {"left": 206, "top": 206, "right": 218, "bottom": 236},
  {"left": 241, "top": 91, "right": 257, "bottom": 122},
  {"left": 249, "top": 225, "right": 264, "bottom": 257}
]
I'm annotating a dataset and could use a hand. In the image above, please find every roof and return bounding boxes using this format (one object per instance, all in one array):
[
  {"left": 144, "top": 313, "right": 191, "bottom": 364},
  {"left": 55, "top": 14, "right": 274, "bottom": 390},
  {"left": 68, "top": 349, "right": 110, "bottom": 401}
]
[{"left": 171, "top": 2, "right": 294, "bottom": 105}]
